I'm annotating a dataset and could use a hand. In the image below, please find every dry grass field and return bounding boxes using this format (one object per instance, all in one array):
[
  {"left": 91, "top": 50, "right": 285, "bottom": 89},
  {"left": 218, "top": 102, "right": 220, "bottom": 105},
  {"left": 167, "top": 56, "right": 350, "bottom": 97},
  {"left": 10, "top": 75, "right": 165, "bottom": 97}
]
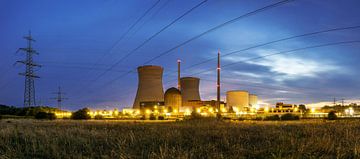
[{"left": 0, "top": 119, "right": 360, "bottom": 159}]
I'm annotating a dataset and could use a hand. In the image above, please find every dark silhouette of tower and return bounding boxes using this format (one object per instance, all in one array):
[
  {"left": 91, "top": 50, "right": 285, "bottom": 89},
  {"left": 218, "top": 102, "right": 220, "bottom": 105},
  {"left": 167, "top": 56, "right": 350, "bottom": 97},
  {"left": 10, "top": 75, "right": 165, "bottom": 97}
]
[
  {"left": 17, "top": 31, "right": 41, "bottom": 107},
  {"left": 51, "top": 86, "right": 68, "bottom": 110}
]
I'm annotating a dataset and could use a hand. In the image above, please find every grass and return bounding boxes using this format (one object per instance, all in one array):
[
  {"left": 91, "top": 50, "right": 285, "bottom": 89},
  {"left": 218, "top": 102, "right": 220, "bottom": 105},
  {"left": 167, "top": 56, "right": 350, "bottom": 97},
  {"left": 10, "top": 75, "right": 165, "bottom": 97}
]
[{"left": 0, "top": 119, "right": 360, "bottom": 159}]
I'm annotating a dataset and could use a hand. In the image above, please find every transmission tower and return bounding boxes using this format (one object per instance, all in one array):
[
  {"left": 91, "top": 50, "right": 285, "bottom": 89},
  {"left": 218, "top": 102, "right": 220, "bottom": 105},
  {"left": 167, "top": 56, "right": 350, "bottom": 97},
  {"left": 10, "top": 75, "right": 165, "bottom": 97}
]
[
  {"left": 51, "top": 86, "right": 68, "bottom": 111},
  {"left": 17, "top": 31, "right": 41, "bottom": 107}
]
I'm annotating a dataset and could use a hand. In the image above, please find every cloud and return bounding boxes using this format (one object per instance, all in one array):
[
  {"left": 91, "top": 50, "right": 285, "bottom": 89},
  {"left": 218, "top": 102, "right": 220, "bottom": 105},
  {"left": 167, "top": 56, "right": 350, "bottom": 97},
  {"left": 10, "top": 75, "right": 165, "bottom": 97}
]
[{"left": 223, "top": 48, "right": 343, "bottom": 82}]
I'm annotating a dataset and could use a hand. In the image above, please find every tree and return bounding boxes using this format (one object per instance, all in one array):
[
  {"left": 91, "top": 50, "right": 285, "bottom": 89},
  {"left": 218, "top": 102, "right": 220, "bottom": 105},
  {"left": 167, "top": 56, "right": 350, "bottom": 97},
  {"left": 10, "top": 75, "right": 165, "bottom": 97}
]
[
  {"left": 299, "top": 104, "right": 306, "bottom": 112},
  {"left": 328, "top": 111, "right": 337, "bottom": 120},
  {"left": 71, "top": 108, "right": 91, "bottom": 120},
  {"left": 35, "top": 112, "right": 56, "bottom": 120}
]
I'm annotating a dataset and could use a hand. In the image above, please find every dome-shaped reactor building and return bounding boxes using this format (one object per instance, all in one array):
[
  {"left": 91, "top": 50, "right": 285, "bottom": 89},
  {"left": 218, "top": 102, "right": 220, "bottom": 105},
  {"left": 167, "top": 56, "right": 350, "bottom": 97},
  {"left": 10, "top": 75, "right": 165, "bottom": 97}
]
[
  {"left": 164, "top": 87, "right": 182, "bottom": 113},
  {"left": 133, "top": 65, "right": 164, "bottom": 109},
  {"left": 180, "top": 77, "right": 201, "bottom": 106}
]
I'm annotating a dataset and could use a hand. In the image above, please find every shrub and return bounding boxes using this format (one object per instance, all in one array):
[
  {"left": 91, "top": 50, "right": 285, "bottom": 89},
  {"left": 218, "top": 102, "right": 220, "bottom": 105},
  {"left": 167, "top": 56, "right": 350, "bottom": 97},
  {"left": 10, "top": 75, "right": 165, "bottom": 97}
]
[
  {"left": 280, "top": 113, "right": 300, "bottom": 120},
  {"left": 158, "top": 116, "right": 165, "bottom": 120},
  {"left": 94, "top": 115, "right": 104, "bottom": 120},
  {"left": 328, "top": 111, "right": 337, "bottom": 120},
  {"left": 149, "top": 114, "right": 156, "bottom": 120},
  {"left": 190, "top": 111, "right": 202, "bottom": 119},
  {"left": 35, "top": 112, "right": 56, "bottom": 120},
  {"left": 264, "top": 115, "right": 280, "bottom": 121},
  {"left": 71, "top": 108, "right": 91, "bottom": 120}
]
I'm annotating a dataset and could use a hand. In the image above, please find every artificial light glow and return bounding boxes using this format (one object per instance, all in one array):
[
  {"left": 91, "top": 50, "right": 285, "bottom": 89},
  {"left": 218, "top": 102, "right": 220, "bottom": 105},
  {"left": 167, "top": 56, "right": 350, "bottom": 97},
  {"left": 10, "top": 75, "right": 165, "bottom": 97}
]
[
  {"left": 197, "top": 108, "right": 201, "bottom": 113},
  {"left": 311, "top": 108, "right": 316, "bottom": 113},
  {"left": 145, "top": 109, "right": 151, "bottom": 114},
  {"left": 264, "top": 107, "right": 269, "bottom": 112}
]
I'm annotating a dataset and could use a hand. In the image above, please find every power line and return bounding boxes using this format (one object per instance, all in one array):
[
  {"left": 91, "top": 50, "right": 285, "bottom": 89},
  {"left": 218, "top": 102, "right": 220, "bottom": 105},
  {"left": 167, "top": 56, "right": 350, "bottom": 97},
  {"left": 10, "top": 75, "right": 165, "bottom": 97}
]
[
  {"left": 88, "top": 0, "right": 161, "bottom": 73},
  {"left": 188, "top": 40, "right": 360, "bottom": 76},
  {"left": 104, "top": 0, "right": 294, "bottom": 86},
  {"left": 142, "top": 0, "right": 294, "bottom": 65},
  {"left": 92, "top": 0, "right": 208, "bottom": 83},
  {"left": 174, "top": 25, "right": 360, "bottom": 76}
]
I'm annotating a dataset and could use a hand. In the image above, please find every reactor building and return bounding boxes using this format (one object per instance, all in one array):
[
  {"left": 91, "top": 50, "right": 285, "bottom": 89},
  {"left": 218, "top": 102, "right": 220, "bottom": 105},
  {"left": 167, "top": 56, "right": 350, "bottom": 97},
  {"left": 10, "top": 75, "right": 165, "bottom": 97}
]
[
  {"left": 164, "top": 87, "right": 182, "bottom": 113},
  {"left": 133, "top": 65, "right": 164, "bottom": 109}
]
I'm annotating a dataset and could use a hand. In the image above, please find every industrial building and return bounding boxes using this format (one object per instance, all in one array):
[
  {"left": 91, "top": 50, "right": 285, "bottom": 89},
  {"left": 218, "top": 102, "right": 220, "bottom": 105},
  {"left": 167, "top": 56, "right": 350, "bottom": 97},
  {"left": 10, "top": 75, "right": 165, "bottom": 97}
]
[
  {"left": 180, "top": 77, "right": 201, "bottom": 106},
  {"left": 130, "top": 62, "right": 259, "bottom": 118},
  {"left": 133, "top": 65, "right": 164, "bottom": 109}
]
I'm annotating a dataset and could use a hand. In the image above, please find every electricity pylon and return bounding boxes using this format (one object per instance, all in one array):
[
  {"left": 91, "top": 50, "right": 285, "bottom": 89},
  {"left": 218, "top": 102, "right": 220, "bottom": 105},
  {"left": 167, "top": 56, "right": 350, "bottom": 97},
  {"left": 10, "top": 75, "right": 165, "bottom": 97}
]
[{"left": 17, "top": 31, "right": 41, "bottom": 107}]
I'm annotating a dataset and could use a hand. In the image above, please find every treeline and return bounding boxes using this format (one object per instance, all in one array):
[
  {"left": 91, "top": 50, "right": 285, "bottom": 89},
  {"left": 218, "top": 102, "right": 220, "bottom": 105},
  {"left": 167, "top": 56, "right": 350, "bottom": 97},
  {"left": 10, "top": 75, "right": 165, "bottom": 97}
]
[{"left": 0, "top": 104, "right": 58, "bottom": 116}]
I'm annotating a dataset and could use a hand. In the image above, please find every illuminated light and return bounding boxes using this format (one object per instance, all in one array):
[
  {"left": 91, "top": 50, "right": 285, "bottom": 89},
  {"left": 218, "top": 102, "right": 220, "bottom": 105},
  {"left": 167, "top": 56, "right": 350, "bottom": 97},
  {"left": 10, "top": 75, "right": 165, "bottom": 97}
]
[
  {"left": 145, "top": 109, "right": 151, "bottom": 114},
  {"left": 154, "top": 105, "right": 158, "bottom": 109},
  {"left": 311, "top": 108, "right": 316, "bottom": 113},
  {"left": 185, "top": 108, "right": 191, "bottom": 115},
  {"left": 233, "top": 107, "right": 239, "bottom": 113},
  {"left": 173, "top": 109, "right": 178, "bottom": 113},
  {"left": 294, "top": 107, "right": 298, "bottom": 112},
  {"left": 197, "top": 108, "right": 201, "bottom": 113},
  {"left": 154, "top": 110, "right": 158, "bottom": 113},
  {"left": 163, "top": 109, "right": 168, "bottom": 113},
  {"left": 221, "top": 108, "right": 227, "bottom": 113},
  {"left": 264, "top": 107, "right": 269, "bottom": 112}
]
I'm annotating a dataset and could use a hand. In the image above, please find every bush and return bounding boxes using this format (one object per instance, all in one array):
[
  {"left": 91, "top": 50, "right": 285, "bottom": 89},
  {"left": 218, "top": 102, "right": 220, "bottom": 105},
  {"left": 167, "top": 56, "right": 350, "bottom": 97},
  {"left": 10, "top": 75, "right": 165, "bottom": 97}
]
[
  {"left": 71, "top": 108, "right": 91, "bottom": 120},
  {"left": 94, "top": 115, "right": 104, "bottom": 120},
  {"left": 35, "top": 112, "right": 56, "bottom": 120},
  {"left": 149, "top": 114, "right": 156, "bottom": 120},
  {"left": 264, "top": 115, "right": 280, "bottom": 121},
  {"left": 280, "top": 113, "right": 300, "bottom": 120},
  {"left": 328, "top": 111, "right": 337, "bottom": 120},
  {"left": 158, "top": 116, "right": 165, "bottom": 120},
  {"left": 190, "top": 111, "right": 202, "bottom": 119}
]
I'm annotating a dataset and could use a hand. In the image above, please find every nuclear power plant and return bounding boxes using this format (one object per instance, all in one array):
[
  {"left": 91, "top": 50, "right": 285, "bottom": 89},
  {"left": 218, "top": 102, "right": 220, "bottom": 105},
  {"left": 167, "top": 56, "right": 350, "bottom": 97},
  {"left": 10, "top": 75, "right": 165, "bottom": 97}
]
[{"left": 130, "top": 58, "right": 260, "bottom": 117}]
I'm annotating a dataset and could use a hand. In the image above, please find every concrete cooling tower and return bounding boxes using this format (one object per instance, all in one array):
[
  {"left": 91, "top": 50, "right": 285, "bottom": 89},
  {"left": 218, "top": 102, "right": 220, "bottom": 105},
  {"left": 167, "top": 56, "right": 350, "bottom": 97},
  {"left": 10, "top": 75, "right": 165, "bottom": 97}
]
[
  {"left": 180, "top": 77, "right": 201, "bottom": 106},
  {"left": 226, "top": 90, "right": 249, "bottom": 112},
  {"left": 164, "top": 87, "right": 182, "bottom": 113},
  {"left": 133, "top": 65, "right": 164, "bottom": 109},
  {"left": 249, "top": 94, "right": 258, "bottom": 108}
]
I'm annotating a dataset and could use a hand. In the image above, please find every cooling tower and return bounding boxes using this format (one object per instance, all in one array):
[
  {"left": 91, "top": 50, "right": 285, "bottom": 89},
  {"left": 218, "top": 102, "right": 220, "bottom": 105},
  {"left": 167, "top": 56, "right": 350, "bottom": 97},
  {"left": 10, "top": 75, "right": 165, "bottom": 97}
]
[
  {"left": 226, "top": 90, "right": 249, "bottom": 112},
  {"left": 164, "top": 87, "right": 182, "bottom": 113},
  {"left": 249, "top": 94, "right": 258, "bottom": 108},
  {"left": 180, "top": 77, "right": 201, "bottom": 106},
  {"left": 133, "top": 65, "right": 164, "bottom": 109}
]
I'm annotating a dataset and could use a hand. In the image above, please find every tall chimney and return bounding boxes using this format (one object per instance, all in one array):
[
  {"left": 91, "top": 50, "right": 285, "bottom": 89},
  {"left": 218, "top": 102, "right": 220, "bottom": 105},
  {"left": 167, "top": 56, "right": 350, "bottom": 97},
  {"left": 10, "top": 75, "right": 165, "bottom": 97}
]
[
  {"left": 177, "top": 59, "right": 181, "bottom": 90},
  {"left": 217, "top": 50, "right": 221, "bottom": 111}
]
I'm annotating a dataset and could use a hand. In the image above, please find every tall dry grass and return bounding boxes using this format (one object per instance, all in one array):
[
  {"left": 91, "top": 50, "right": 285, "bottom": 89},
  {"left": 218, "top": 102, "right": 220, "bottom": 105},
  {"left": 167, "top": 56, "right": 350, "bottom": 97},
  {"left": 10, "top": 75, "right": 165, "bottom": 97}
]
[{"left": 0, "top": 119, "right": 359, "bottom": 158}]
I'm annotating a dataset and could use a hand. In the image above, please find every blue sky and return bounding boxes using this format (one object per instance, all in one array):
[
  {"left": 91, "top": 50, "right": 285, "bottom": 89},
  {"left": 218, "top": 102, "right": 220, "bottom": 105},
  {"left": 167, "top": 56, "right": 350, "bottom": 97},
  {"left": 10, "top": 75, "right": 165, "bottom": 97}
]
[{"left": 0, "top": 0, "right": 360, "bottom": 110}]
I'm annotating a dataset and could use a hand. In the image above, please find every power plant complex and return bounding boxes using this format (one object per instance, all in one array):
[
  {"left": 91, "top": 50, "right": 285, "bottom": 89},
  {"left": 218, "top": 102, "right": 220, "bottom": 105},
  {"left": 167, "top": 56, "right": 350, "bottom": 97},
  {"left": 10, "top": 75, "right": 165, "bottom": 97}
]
[{"left": 128, "top": 53, "right": 261, "bottom": 118}]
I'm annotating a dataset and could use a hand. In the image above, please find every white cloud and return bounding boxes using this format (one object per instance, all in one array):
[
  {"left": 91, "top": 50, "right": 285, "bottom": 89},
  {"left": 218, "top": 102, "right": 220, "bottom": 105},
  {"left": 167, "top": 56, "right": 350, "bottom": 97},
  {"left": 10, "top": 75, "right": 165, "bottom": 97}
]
[{"left": 223, "top": 48, "right": 343, "bottom": 81}]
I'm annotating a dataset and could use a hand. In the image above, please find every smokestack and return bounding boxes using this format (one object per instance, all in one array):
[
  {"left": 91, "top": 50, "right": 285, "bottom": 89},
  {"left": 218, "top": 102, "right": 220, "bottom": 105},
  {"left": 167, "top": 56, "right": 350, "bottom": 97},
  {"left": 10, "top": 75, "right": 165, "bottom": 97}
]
[
  {"left": 133, "top": 65, "right": 164, "bottom": 109},
  {"left": 180, "top": 77, "right": 201, "bottom": 106},
  {"left": 217, "top": 50, "right": 221, "bottom": 111},
  {"left": 177, "top": 59, "right": 181, "bottom": 90}
]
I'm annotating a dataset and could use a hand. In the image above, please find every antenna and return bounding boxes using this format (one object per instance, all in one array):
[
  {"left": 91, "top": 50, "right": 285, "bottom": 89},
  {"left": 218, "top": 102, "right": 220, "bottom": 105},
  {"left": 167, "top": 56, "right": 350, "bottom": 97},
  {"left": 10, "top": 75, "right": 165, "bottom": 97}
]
[{"left": 17, "top": 31, "right": 41, "bottom": 107}]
